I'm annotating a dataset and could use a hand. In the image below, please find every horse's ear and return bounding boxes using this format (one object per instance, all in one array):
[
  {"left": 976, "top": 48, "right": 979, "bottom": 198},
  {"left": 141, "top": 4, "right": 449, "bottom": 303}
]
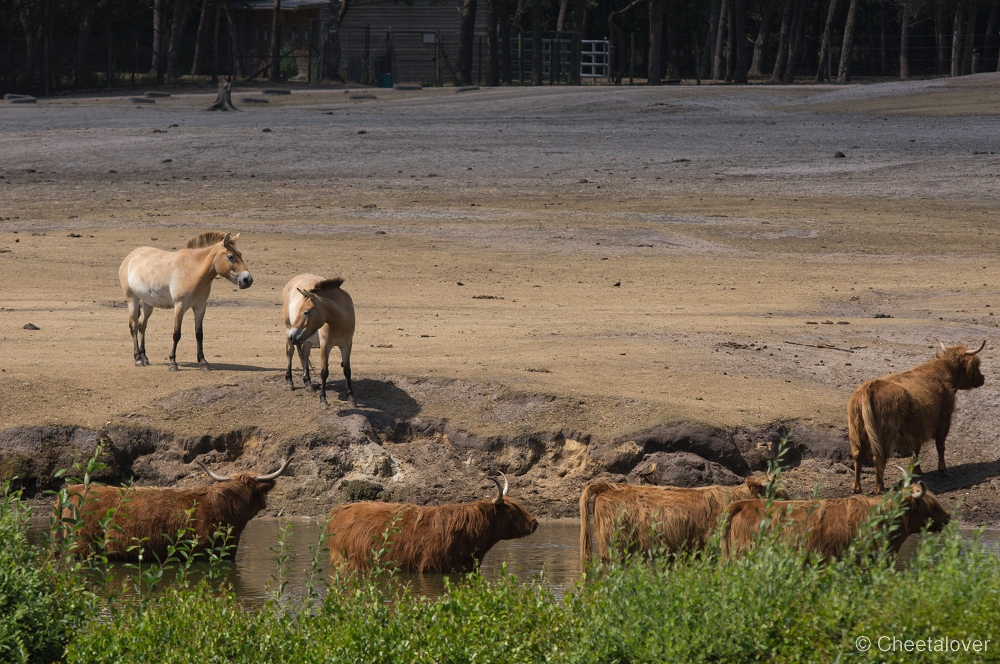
[
  {"left": 222, "top": 233, "right": 232, "bottom": 246},
  {"left": 296, "top": 288, "right": 315, "bottom": 301},
  {"left": 229, "top": 233, "right": 240, "bottom": 243}
]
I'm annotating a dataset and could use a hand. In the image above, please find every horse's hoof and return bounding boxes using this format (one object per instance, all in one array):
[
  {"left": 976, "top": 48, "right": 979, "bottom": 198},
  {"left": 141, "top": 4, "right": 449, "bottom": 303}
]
[
  {"left": 142, "top": 358, "right": 150, "bottom": 366},
  {"left": 348, "top": 398, "right": 358, "bottom": 408},
  {"left": 200, "top": 364, "right": 212, "bottom": 372},
  {"left": 135, "top": 359, "right": 145, "bottom": 367},
  {"left": 168, "top": 364, "right": 179, "bottom": 372},
  {"left": 285, "top": 382, "right": 295, "bottom": 392},
  {"left": 939, "top": 469, "right": 950, "bottom": 477},
  {"left": 319, "top": 400, "right": 329, "bottom": 410}
]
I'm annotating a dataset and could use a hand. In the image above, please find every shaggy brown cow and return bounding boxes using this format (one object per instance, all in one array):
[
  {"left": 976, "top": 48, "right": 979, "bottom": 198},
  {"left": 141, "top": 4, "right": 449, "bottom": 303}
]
[
  {"left": 849, "top": 340, "right": 985, "bottom": 494},
  {"left": 725, "top": 479, "right": 950, "bottom": 560},
  {"left": 579, "top": 476, "right": 788, "bottom": 564},
  {"left": 325, "top": 474, "right": 538, "bottom": 573},
  {"left": 61, "top": 458, "right": 289, "bottom": 561}
]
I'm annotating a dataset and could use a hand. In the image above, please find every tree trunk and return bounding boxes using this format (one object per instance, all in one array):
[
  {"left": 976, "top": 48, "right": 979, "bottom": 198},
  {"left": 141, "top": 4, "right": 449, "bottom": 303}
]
[
  {"left": 899, "top": 3, "right": 911, "bottom": 79},
  {"left": 500, "top": 0, "right": 513, "bottom": 84},
  {"left": 151, "top": 0, "right": 166, "bottom": 80},
  {"left": 270, "top": 0, "right": 281, "bottom": 80},
  {"left": 963, "top": 1, "right": 979, "bottom": 74},
  {"left": 458, "top": 0, "right": 477, "bottom": 85},
  {"left": 783, "top": 0, "right": 805, "bottom": 83},
  {"left": 815, "top": 0, "right": 839, "bottom": 81},
  {"left": 557, "top": 0, "right": 569, "bottom": 31},
  {"left": 487, "top": 0, "right": 499, "bottom": 85},
  {"left": 648, "top": 0, "right": 664, "bottom": 84},
  {"left": 733, "top": 0, "right": 748, "bottom": 82},
  {"left": 984, "top": 0, "right": 999, "bottom": 72},
  {"left": 569, "top": 0, "right": 585, "bottom": 84},
  {"left": 74, "top": 1, "right": 97, "bottom": 87},
  {"left": 702, "top": 0, "right": 722, "bottom": 79},
  {"left": 712, "top": 0, "right": 729, "bottom": 79},
  {"left": 750, "top": 0, "right": 773, "bottom": 77},
  {"left": 531, "top": 0, "right": 542, "bottom": 84},
  {"left": 770, "top": 0, "right": 793, "bottom": 82},
  {"left": 207, "top": 79, "right": 238, "bottom": 110},
  {"left": 935, "top": 2, "right": 948, "bottom": 75},
  {"left": 191, "top": 0, "right": 212, "bottom": 75},
  {"left": 837, "top": 0, "right": 859, "bottom": 82},
  {"left": 725, "top": 0, "right": 736, "bottom": 80},
  {"left": 879, "top": 4, "right": 889, "bottom": 75},
  {"left": 168, "top": 0, "right": 192, "bottom": 82},
  {"left": 951, "top": 2, "right": 965, "bottom": 76},
  {"left": 220, "top": 0, "right": 244, "bottom": 78},
  {"left": 665, "top": 2, "right": 679, "bottom": 79}
]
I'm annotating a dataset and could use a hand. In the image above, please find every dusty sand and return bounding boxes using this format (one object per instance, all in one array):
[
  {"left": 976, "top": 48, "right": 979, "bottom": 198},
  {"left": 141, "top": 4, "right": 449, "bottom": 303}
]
[{"left": 2, "top": 75, "right": 1000, "bottom": 521}]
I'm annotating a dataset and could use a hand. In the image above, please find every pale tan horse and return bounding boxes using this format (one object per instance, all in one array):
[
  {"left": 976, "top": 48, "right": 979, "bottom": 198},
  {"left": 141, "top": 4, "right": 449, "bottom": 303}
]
[
  {"left": 281, "top": 274, "right": 356, "bottom": 408},
  {"left": 119, "top": 232, "right": 253, "bottom": 371}
]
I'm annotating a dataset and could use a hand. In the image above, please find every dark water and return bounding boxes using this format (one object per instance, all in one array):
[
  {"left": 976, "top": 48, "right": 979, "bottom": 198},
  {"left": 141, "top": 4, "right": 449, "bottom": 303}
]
[{"left": 28, "top": 517, "right": 998, "bottom": 606}]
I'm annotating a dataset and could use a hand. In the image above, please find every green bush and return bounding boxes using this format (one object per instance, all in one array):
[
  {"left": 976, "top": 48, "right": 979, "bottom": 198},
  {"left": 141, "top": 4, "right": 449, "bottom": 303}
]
[{"left": 0, "top": 482, "right": 93, "bottom": 664}]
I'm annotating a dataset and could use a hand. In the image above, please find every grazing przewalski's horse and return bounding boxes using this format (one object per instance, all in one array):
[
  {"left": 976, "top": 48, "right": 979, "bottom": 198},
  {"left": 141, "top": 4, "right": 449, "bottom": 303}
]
[
  {"left": 119, "top": 232, "right": 253, "bottom": 371},
  {"left": 282, "top": 274, "right": 356, "bottom": 408}
]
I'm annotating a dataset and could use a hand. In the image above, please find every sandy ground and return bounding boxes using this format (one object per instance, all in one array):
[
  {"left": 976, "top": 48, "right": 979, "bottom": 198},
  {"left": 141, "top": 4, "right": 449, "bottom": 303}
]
[{"left": 2, "top": 75, "right": 1000, "bottom": 522}]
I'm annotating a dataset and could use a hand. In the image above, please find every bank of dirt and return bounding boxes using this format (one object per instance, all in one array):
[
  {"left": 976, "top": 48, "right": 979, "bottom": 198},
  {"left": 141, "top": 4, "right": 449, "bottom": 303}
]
[{"left": 2, "top": 76, "right": 1000, "bottom": 524}]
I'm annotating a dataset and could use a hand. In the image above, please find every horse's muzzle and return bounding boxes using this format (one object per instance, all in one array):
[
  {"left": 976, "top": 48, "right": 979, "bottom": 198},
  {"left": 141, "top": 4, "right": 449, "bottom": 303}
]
[{"left": 237, "top": 272, "right": 253, "bottom": 289}]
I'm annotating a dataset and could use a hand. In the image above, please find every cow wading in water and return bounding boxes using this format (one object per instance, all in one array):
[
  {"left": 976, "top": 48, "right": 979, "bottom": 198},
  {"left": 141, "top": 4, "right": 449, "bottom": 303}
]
[
  {"left": 61, "top": 458, "right": 289, "bottom": 561},
  {"left": 725, "top": 472, "right": 950, "bottom": 560},
  {"left": 579, "top": 476, "right": 788, "bottom": 564},
  {"left": 849, "top": 340, "right": 986, "bottom": 494},
  {"left": 326, "top": 474, "right": 538, "bottom": 573}
]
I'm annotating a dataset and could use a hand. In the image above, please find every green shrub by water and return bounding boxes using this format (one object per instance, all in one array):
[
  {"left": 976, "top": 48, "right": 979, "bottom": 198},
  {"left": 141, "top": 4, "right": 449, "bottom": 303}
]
[
  {"left": 60, "top": 521, "right": 1000, "bottom": 664},
  {"left": 0, "top": 483, "right": 93, "bottom": 664}
]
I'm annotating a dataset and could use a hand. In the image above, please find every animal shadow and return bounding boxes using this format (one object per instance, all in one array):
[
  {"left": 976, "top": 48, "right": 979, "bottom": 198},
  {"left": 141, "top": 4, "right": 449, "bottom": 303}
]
[
  {"left": 327, "top": 377, "right": 421, "bottom": 424},
  {"left": 925, "top": 458, "right": 1000, "bottom": 493}
]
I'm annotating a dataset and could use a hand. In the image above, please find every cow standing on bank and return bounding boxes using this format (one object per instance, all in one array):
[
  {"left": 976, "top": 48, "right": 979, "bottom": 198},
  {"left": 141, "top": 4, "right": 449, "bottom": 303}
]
[
  {"left": 61, "top": 458, "right": 289, "bottom": 561},
  {"left": 725, "top": 479, "right": 950, "bottom": 560},
  {"left": 326, "top": 474, "right": 538, "bottom": 573},
  {"left": 579, "top": 477, "right": 787, "bottom": 564},
  {"left": 849, "top": 340, "right": 986, "bottom": 494}
]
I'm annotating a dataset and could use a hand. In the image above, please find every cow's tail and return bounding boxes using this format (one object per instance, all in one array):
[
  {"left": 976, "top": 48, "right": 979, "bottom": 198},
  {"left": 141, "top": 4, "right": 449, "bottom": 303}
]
[
  {"left": 859, "top": 383, "right": 887, "bottom": 469},
  {"left": 580, "top": 482, "right": 610, "bottom": 567}
]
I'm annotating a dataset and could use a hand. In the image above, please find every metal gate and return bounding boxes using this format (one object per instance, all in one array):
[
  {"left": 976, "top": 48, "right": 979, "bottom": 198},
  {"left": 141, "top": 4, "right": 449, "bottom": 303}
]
[{"left": 580, "top": 40, "right": 610, "bottom": 79}]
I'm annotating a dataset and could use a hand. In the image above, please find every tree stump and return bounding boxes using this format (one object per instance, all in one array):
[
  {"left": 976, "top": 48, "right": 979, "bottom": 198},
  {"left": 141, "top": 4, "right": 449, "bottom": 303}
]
[{"left": 207, "top": 81, "right": 239, "bottom": 111}]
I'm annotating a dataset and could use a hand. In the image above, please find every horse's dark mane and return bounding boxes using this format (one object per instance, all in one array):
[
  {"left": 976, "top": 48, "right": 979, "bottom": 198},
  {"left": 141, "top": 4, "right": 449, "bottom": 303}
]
[
  {"left": 310, "top": 278, "right": 345, "bottom": 292},
  {"left": 185, "top": 232, "right": 229, "bottom": 249}
]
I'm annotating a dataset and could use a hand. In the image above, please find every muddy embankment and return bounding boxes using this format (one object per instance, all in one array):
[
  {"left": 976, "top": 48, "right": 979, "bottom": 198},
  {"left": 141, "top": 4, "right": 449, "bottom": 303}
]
[{"left": 0, "top": 375, "right": 854, "bottom": 518}]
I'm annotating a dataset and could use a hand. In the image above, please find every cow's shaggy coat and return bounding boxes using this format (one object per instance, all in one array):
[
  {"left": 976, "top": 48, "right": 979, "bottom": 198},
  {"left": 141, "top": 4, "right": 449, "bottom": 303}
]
[
  {"left": 61, "top": 459, "right": 288, "bottom": 561},
  {"left": 326, "top": 476, "right": 537, "bottom": 572},
  {"left": 725, "top": 480, "right": 950, "bottom": 560},
  {"left": 849, "top": 341, "right": 985, "bottom": 494},
  {"left": 579, "top": 477, "right": 787, "bottom": 564}
]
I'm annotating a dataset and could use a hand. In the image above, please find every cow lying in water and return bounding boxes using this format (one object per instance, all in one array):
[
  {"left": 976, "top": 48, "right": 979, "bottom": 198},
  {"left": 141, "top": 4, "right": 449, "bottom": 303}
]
[
  {"left": 61, "top": 458, "right": 289, "bottom": 561},
  {"left": 579, "top": 476, "right": 787, "bottom": 564},
  {"left": 326, "top": 474, "right": 538, "bottom": 573},
  {"left": 725, "top": 478, "right": 950, "bottom": 560}
]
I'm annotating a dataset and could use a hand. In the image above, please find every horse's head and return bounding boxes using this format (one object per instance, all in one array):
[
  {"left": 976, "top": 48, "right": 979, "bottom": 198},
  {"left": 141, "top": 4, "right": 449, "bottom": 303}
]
[
  {"left": 288, "top": 288, "right": 325, "bottom": 346},
  {"left": 213, "top": 233, "right": 253, "bottom": 289}
]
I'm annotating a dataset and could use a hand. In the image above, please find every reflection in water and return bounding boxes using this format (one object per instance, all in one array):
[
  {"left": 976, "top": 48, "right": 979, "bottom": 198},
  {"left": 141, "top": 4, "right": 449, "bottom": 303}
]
[{"left": 28, "top": 517, "right": 998, "bottom": 606}]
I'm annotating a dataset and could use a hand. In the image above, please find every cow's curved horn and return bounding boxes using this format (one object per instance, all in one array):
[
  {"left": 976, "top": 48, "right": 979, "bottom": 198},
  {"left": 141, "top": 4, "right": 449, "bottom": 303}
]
[
  {"left": 892, "top": 464, "right": 911, "bottom": 487},
  {"left": 911, "top": 481, "right": 926, "bottom": 500},
  {"left": 490, "top": 473, "right": 509, "bottom": 505},
  {"left": 934, "top": 337, "right": 947, "bottom": 353},
  {"left": 197, "top": 460, "right": 231, "bottom": 482},
  {"left": 965, "top": 340, "right": 987, "bottom": 356},
  {"left": 255, "top": 458, "right": 290, "bottom": 481}
]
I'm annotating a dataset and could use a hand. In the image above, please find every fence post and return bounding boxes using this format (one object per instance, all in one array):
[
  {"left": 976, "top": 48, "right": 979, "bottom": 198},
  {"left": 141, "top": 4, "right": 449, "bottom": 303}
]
[{"left": 435, "top": 31, "right": 441, "bottom": 86}]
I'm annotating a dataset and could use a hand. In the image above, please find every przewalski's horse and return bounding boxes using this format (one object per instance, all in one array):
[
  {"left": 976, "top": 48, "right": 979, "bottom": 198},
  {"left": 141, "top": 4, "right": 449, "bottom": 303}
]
[
  {"left": 282, "top": 274, "right": 356, "bottom": 408},
  {"left": 119, "top": 232, "right": 253, "bottom": 371}
]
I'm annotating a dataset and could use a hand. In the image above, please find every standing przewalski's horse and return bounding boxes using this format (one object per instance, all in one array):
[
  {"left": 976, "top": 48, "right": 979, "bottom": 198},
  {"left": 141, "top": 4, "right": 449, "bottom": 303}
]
[
  {"left": 282, "top": 274, "right": 356, "bottom": 408},
  {"left": 119, "top": 232, "right": 253, "bottom": 371},
  {"left": 849, "top": 340, "right": 986, "bottom": 494}
]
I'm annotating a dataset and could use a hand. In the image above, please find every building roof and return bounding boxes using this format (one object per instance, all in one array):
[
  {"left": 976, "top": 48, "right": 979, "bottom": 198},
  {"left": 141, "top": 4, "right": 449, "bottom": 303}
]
[{"left": 238, "top": 0, "right": 330, "bottom": 10}]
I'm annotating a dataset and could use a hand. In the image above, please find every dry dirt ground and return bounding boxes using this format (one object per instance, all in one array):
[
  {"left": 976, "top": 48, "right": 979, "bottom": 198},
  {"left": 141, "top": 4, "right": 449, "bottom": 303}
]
[{"left": 2, "top": 75, "right": 1000, "bottom": 523}]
